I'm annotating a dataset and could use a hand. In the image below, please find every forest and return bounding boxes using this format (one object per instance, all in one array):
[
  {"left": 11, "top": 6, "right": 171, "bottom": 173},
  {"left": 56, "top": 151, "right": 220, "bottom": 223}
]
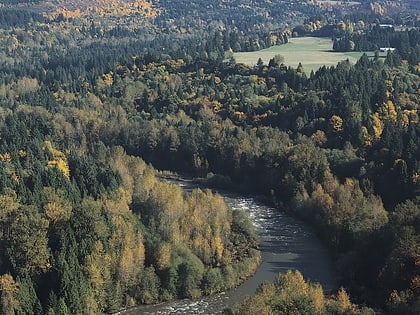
[{"left": 0, "top": 0, "right": 419, "bottom": 314}]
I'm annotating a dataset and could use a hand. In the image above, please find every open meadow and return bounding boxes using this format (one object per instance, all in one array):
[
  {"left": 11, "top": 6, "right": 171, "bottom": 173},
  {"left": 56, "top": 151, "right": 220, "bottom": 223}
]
[{"left": 233, "top": 37, "right": 386, "bottom": 73}]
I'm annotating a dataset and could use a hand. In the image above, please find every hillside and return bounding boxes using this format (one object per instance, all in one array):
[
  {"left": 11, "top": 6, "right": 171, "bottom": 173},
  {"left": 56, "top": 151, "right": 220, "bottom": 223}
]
[{"left": 0, "top": 0, "right": 419, "bottom": 314}]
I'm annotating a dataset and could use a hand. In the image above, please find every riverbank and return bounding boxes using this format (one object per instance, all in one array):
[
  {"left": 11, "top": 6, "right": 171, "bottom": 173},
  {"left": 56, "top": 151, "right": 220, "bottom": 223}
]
[{"left": 118, "top": 176, "right": 337, "bottom": 314}]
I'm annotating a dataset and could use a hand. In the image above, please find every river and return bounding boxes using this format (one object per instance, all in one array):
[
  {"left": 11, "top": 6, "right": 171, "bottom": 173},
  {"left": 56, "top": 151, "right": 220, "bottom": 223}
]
[{"left": 122, "top": 181, "right": 337, "bottom": 314}]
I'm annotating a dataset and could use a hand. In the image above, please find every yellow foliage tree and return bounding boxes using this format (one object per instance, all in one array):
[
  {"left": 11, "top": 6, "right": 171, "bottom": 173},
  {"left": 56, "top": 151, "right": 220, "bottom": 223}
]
[
  {"left": 371, "top": 112, "right": 384, "bottom": 139},
  {"left": 361, "top": 126, "right": 373, "bottom": 146},
  {"left": 386, "top": 100, "right": 397, "bottom": 123},
  {"left": 235, "top": 270, "right": 371, "bottom": 314},
  {"left": 275, "top": 270, "right": 309, "bottom": 296},
  {"left": 150, "top": 181, "right": 184, "bottom": 243},
  {"left": 104, "top": 188, "right": 132, "bottom": 215},
  {"left": 212, "top": 235, "right": 224, "bottom": 261},
  {"left": 0, "top": 189, "right": 19, "bottom": 223},
  {"left": 310, "top": 177, "right": 388, "bottom": 236},
  {"left": 311, "top": 184, "right": 334, "bottom": 213},
  {"left": 44, "top": 141, "right": 70, "bottom": 179},
  {"left": 334, "top": 287, "right": 355, "bottom": 313},
  {"left": 329, "top": 115, "right": 343, "bottom": 132},
  {"left": 43, "top": 187, "right": 72, "bottom": 224},
  {"left": 156, "top": 242, "right": 172, "bottom": 270},
  {"left": 0, "top": 274, "right": 20, "bottom": 315},
  {"left": 109, "top": 215, "right": 145, "bottom": 287},
  {"left": 0, "top": 153, "right": 11, "bottom": 163},
  {"left": 311, "top": 130, "right": 327, "bottom": 146},
  {"left": 183, "top": 189, "right": 231, "bottom": 264},
  {"left": 102, "top": 72, "right": 114, "bottom": 86},
  {"left": 235, "top": 295, "right": 275, "bottom": 315},
  {"left": 310, "top": 284, "right": 326, "bottom": 313},
  {"left": 86, "top": 241, "right": 112, "bottom": 309}
]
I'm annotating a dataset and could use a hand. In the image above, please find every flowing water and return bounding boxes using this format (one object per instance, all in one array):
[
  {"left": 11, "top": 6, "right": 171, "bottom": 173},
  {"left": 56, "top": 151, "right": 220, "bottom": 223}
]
[{"left": 122, "top": 181, "right": 337, "bottom": 314}]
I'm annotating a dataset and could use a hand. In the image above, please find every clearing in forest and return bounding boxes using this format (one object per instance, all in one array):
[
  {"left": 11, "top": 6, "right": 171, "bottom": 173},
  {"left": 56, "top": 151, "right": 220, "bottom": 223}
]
[{"left": 233, "top": 37, "right": 385, "bottom": 73}]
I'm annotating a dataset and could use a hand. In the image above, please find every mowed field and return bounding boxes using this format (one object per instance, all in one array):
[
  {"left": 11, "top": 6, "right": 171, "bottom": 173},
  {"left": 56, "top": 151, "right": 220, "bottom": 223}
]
[{"left": 233, "top": 37, "right": 385, "bottom": 73}]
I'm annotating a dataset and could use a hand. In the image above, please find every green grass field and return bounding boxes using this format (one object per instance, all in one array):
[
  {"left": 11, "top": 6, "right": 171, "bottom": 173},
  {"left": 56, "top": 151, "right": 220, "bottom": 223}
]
[{"left": 233, "top": 37, "right": 385, "bottom": 73}]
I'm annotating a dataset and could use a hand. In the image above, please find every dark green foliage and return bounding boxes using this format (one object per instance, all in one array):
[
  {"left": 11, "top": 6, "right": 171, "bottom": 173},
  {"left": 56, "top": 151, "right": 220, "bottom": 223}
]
[
  {"left": 15, "top": 276, "right": 42, "bottom": 315},
  {"left": 0, "top": 1, "right": 419, "bottom": 314},
  {"left": 333, "top": 26, "right": 420, "bottom": 66},
  {"left": 136, "top": 266, "right": 161, "bottom": 304},
  {"left": 5, "top": 204, "right": 50, "bottom": 277},
  {"left": 0, "top": 8, "right": 44, "bottom": 28},
  {"left": 177, "top": 259, "right": 204, "bottom": 299},
  {"left": 380, "top": 200, "right": 420, "bottom": 315},
  {"left": 67, "top": 152, "right": 121, "bottom": 198},
  {"left": 56, "top": 238, "right": 89, "bottom": 314},
  {"left": 229, "top": 209, "right": 259, "bottom": 261},
  {"left": 202, "top": 268, "right": 224, "bottom": 295}
]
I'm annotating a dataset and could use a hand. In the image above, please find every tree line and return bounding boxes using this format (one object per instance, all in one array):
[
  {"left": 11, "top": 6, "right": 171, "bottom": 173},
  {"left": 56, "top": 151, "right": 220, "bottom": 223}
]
[{"left": 333, "top": 25, "right": 420, "bottom": 65}]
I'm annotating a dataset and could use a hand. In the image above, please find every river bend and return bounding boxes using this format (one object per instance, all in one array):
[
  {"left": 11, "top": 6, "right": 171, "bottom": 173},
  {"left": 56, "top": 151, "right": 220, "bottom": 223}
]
[{"left": 123, "top": 181, "right": 336, "bottom": 314}]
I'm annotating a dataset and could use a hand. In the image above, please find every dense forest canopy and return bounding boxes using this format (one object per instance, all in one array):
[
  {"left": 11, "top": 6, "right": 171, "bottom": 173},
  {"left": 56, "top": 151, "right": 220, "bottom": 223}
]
[{"left": 0, "top": 0, "right": 419, "bottom": 314}]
